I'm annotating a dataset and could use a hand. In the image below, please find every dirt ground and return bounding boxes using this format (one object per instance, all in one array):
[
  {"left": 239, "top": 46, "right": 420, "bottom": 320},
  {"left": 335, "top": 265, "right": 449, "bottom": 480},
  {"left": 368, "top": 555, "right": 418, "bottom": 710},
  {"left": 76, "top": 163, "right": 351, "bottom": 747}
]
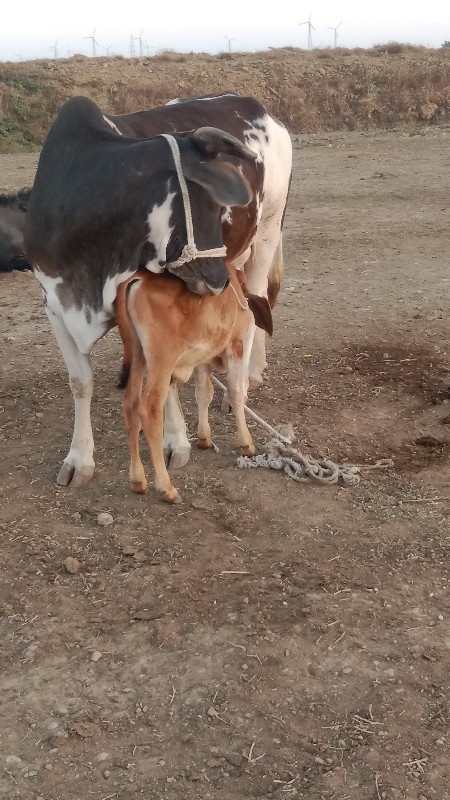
[{"left": 0, "top": 126, "right": 449, "bottom": 800}]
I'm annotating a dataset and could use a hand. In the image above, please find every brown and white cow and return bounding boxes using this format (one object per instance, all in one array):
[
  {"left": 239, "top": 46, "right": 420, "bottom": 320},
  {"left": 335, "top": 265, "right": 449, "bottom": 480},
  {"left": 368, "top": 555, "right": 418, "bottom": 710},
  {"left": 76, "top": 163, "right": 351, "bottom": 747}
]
[
  {"left": 25, "top": 93, "right": 292, "bottom": 487},
  {"left": 116, "top": 264, "right": 273, "bottom": 502}
]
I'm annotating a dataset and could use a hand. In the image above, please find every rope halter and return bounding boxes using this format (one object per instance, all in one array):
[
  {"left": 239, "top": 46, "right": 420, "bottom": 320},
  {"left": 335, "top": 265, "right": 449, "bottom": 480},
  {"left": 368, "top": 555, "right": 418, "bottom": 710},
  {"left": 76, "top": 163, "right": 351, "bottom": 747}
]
[{"left": 161, "top": 134, "right": 227, "bottom": 269}]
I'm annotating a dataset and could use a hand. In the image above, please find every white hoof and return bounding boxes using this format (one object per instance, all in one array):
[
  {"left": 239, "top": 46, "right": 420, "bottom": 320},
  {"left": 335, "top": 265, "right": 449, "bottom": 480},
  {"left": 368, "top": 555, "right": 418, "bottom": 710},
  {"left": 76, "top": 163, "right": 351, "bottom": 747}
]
[
  {"left": 56, "top": 460, "right": 95, "bottom": 487},
  {"left": 164, "top": 446, "right": 191, "bottom": 470}
]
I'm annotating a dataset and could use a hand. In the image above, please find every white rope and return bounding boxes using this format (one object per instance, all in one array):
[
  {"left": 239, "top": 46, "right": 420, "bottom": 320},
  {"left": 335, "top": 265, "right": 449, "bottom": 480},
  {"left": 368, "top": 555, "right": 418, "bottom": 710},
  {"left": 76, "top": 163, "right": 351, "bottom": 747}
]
[
  {"left": 211, "top": 375, "right": 394, "bottom": 487},
  {"left": 229, "top": 282, "right": 249, "bottom": 311},
  {"left": 161, "top": 134, "right": 227, "bottom": 268}
]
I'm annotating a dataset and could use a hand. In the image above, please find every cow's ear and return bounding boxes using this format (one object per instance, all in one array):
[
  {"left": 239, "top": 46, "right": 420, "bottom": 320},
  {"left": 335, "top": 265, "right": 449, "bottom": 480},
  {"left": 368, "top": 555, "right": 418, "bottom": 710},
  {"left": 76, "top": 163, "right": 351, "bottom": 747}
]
[
  {"left": 191, "top": 126, "right": 257, "bottom": 161},
  {"left": 183, "top": 160, "right": 252, "bottom": 207},
  {"left": 247, "top": 294, "right": 273, "bottom": 336}
]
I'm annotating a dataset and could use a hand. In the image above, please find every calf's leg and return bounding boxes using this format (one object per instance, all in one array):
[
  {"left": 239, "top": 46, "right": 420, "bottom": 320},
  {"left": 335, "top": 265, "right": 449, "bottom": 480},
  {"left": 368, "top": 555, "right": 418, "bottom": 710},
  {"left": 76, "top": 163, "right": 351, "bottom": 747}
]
[
  {"left": 226, "top": 323, "right": 256, "bottom": 457},
  {"left": 123, "top": 348, "right": 147, "bottom": 494},
  {"left": 194, "top": 365, "right": 214, "bottom": 449},
  {"left": 46, "top": 309, "right": 95, "bottom": 487},
  {"left": 140, "top": 370, "right": 181, "bottom": 504}
]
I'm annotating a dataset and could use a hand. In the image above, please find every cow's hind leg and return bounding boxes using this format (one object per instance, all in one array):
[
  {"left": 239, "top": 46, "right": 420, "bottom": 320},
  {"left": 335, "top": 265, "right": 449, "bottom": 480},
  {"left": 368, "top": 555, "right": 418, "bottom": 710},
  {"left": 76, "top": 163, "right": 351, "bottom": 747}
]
[
  {"left": 163, "top": 384, "right": 191, "bottom": 469},
  {"left": 46, "top": 309, "right": 95, "bottom": 487},
  {"left": 194, "top": 365, "right": 214, "bottom": 449}
]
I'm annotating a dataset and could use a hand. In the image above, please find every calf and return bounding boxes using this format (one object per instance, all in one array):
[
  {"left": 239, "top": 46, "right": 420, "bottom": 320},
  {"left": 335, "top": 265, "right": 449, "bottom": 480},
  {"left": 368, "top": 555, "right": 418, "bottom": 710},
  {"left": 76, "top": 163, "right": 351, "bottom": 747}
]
[{"left": 116, "top": 265, "right": 272, "bottom": 503}]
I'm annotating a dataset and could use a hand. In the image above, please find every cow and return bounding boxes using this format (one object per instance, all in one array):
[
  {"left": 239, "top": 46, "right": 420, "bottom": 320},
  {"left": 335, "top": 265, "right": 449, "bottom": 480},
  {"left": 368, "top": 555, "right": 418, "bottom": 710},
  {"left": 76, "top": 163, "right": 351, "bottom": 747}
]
[
  {"left": 0, "top": 189, "right": 32, "bottom": 272},
  {"left": 24, "top": 92, "right": 292, "bottom": 488},
  {"left": 116, "top": 264, "right": 273, "bottom": 503}
]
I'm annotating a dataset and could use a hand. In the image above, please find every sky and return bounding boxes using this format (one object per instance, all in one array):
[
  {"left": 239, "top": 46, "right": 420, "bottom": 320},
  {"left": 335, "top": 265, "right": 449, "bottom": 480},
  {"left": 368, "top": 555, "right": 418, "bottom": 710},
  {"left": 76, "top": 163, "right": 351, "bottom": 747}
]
[{"left": 1, "top": 0, "right": 449, "bottom": 61}]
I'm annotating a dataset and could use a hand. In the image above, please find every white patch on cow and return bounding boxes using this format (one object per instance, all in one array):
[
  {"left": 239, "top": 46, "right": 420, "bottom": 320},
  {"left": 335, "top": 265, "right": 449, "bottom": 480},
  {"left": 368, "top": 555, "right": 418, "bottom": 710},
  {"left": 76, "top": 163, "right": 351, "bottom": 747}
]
[
  {"left": 34, "top": 267, "right": 133, "bottom": 354},
  {"left": 103, "top": 115, "right": 123, "bottom": 135},
  {"left": 166, "top": 93, "right": 238, "bottom": 106},
  {"left": 102, "top": 269, "right": 136, "bottom": 315},
  {"left": 221, "top": 207, "right": 232, "bottom": 225},
  {"left": 145, "top": 187, "right": 176, "bottom": 272}
]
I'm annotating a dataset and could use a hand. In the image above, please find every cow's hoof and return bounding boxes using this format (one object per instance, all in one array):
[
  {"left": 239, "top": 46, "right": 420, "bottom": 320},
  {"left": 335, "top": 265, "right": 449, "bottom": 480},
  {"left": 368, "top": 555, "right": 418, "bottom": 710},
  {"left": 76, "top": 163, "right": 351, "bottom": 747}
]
[
  {"left": 248, "top": 376, "right": 263, "bottom": 391},
  {"left": 164, "top": 446, "right": 191, "bottom": 470},
  {"left": 57, "top": 461, "right": 95, "bottom": 487},
  {"left": 159, "top": 487, "right": 182, "bottom": 504},
  {"left": 241, "top": 444, "right": 256, "bottom": 457},
  {"left": 131, "top": 479, "right": 148, "bottom": 494},
  {"left": 197, "top": 436, "right": 212, "bottom": 450}
]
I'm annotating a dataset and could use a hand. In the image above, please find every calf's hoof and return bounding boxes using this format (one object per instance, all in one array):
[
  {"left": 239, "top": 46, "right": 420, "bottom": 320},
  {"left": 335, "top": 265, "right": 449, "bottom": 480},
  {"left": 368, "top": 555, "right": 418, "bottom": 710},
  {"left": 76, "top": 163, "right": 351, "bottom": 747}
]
[
  {"left": 57, "top": 461, "right": 95, "bottom": 487},
  {"left": 164, "top": 446, "right": 191, "bottom": 470},
  {"left": 241, "top": 443, "right": 256, "bottom": 457},
  {"left": 248, "top": 376, "right": 263, "bottom": 392},
  {"left": 159, "top": 487, "right": 182, "bottom": 504},
  {"left": 197, "top": 436, "right": 212, "bottom": 450},
  {"left": 131, "top": 478, "right": 148, "bottom": 494}
]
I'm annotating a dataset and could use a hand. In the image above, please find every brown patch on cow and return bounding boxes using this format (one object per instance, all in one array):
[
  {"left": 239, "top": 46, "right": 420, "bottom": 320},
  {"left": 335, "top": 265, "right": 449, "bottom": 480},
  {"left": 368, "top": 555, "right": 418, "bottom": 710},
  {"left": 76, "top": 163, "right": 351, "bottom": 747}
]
[{"left": 231, "top": 338, "right": 243, "bottom": 358}]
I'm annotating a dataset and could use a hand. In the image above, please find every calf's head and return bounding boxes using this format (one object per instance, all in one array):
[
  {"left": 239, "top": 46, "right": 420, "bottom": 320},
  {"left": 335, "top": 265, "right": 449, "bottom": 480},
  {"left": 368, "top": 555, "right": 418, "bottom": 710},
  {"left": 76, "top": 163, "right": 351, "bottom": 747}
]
[{"left": 165, "top": 127, "right": 256, "bottom": 295}]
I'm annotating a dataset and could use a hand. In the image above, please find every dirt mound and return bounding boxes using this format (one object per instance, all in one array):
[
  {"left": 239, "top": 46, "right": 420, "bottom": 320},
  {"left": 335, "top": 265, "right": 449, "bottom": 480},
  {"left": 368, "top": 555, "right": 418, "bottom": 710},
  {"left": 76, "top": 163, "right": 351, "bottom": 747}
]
[{"left": 1, "top": 45, "right": 450, "bottom": 151}]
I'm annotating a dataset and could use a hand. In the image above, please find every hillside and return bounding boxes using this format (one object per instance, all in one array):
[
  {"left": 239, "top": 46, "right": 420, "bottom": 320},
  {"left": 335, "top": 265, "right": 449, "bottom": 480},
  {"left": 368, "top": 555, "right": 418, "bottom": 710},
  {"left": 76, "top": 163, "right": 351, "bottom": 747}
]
[{"left": 1, "top": 44, "right": 450, "bottom": 151}]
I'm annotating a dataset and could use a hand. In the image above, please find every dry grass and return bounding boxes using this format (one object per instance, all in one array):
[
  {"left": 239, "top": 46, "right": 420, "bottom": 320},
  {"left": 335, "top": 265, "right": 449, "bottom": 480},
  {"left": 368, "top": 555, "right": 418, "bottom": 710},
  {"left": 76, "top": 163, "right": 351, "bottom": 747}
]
[{"left": 0, "top": 45, "right": 449, "bottom": 150}]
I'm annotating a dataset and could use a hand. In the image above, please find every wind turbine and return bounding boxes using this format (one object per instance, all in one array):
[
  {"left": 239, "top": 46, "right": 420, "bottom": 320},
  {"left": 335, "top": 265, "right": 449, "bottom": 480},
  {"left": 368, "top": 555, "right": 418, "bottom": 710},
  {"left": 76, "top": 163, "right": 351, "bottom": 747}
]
[
  {"left": 103, "top": 45, "right": 112, "bottom": 56},
  {"left": 224, "top": 34, "right": 236, "bottom": 53},
  {"left": 136, "top": 30, "right": 145, "bottom": 57},
  {"left": 327, "top": 21, "right": 343, "bottom": 48},
  {"left": 299, "top": 13, "right": 315, "bottom": 50},
  {"left": 130, "top": 35, "right": 135, "bottom": 57},
  {"left": 48, "top": 41, "right": 59, "bottom": 59},
  {"left": 83, "top": 27, "right": 99, "bottom": 57}
]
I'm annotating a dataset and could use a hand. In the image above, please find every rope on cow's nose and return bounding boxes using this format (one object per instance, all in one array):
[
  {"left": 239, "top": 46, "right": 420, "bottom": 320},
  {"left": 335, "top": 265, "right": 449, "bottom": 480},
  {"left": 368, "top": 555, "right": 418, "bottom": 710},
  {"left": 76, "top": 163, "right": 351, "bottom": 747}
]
[
  {"left": 161, "top": 134, "right": 227, "bottom": 268},
  {"left": 211, "top": 375, "right": 393, "bottom": 487}
]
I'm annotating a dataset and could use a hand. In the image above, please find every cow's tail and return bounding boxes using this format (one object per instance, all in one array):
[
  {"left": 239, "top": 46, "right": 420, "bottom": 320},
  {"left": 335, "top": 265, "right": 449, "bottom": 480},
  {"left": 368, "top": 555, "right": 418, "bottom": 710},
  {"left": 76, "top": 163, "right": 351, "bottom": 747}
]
[
  {"left": 115, "top": 277, "right": 140, "bottom": 389},
  {"left": 267, "top": 235, "right": 284, "bottom": 310}
]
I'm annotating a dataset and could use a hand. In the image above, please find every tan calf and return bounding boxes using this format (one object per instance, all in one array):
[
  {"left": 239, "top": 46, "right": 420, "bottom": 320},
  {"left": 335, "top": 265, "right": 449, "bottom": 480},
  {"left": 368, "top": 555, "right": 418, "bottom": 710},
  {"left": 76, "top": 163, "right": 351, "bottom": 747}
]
[{"left": 116, "top": 266, "right": 272, "bottom": 503}]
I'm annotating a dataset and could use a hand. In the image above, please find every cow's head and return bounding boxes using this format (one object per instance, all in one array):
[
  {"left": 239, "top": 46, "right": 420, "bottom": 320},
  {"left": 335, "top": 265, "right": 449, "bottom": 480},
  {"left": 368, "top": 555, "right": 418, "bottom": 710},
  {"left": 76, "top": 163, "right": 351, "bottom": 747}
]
[{"left": 164, "top": 127, "right": 256, "bottom": 295}]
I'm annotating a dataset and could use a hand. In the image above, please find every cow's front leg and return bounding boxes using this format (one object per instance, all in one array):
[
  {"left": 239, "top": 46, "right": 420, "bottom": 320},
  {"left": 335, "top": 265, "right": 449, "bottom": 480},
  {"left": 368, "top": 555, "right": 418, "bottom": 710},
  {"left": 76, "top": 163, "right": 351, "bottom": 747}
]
[
  {"left": 163, "top": 383, "right": 191, "bottom": 469},
  {"left": 46, "top": 309, "right": 95, "bottom": 487},
  {"left": 194, "top": 365, "right": 214, "bottom": 449}
]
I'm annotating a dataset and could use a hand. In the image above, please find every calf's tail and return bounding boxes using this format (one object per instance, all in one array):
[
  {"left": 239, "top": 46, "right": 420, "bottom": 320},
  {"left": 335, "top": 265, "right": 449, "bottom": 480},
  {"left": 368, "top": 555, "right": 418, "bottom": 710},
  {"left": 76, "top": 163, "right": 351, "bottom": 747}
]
[{"left": 115, "top": 277, "right": 140, "bottom": 389}]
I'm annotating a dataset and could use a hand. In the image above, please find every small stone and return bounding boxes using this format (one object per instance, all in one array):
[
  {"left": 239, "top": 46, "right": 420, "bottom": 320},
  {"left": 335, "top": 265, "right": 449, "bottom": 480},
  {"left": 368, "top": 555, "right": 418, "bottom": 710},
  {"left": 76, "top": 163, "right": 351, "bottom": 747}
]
[
  {"left": 103, "top": 769, "right": 110, "bottom": 778},
  {"left": 226, "top": 752, "right": 243, "bottom": 767},
  {"left": 242, "top": 663, "right": 248, "bottom": 671},
  {"left": 436, "top": 738, "right": 445, "bottom": 745},
  {"left": 342, "top": 667, "right": 352, "bottom": 675},
  {"left": 5, "top": 755, "right": 22, "bottom": 766},
  {"left": 384, "top": 668, "right": 395, "bottom": 678},
  {"left": 207, "top": 706, "right": 219, "bottom": 718},
  {"left": 315, "top": 756, "right": 326, "bottom": 765},
  {"left": 158, "top": 759, "right": 166, "bottom": 766},
  {"left": 63, "top": 557, "right": 81, "bottom": 574},
  {"left": 97, "top": 512, "right": 114, "bottom": 526},
  {"left": 122, "top": 544, "right": 136, "bottom": 556},
  {"left": 207, "top": 758, "right": 222, "bottom": 768},
  {"left": 96, "top": 752, "right": 110, "bottom": 762},
  {"left": 45, "top": 763, "right": 53, "bottom": 770},
  {"left": 56, "top": 705, "right": 69, "bottom": 715},
  {"left": 91, "top": 650, "right": 102, "bottom": 662},
  {"left": 71, "top": 512, "right": 81, "bottom": 521},
  {"left": 209, "top": 747, "right": 220, "bottom": 755},
  {"left": 24, "top": 770, "right": 38, "bottom": 778}
]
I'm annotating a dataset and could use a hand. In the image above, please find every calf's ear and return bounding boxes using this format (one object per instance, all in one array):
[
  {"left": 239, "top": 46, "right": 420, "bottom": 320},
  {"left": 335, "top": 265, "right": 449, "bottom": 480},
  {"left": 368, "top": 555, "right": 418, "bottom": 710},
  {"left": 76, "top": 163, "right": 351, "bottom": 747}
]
[
  {"left": 247, "top": 294, "right": 273, "bottom": 336},
  {"left": 183, "top": 159, "right": 252, "bottom": 207}
]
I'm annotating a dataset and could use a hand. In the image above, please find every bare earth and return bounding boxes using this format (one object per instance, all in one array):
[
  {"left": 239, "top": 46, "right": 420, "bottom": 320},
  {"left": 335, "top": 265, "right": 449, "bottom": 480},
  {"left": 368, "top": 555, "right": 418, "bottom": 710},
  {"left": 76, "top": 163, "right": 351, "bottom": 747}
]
[{"left": 0, "top": 126, "right": 449, "bottom": 800}]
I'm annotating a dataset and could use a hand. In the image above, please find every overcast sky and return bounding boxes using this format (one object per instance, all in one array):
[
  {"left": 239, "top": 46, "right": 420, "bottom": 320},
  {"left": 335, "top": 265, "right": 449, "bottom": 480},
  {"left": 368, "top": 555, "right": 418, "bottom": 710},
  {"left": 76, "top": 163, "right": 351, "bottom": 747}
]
[{"left": 1, "top": 0, "right": 449, "bottom": 61}]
